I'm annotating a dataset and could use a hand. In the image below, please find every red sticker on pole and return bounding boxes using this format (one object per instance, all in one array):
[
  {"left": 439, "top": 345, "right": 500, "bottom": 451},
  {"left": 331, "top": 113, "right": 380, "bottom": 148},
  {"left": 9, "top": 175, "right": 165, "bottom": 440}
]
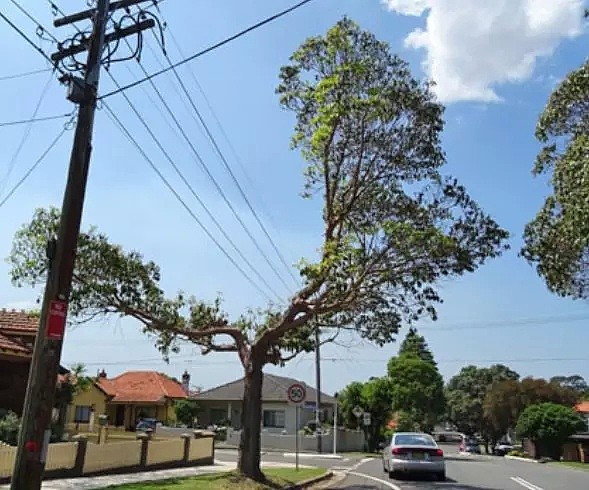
[{"left": 46, "top": 300, "right": 68, "bottom": 340}]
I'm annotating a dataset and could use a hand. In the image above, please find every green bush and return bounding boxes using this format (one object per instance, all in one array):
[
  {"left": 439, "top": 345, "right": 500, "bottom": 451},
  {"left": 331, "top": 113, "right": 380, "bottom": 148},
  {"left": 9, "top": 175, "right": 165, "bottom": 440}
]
[
  {"left": 0, "top": 411, "right": 20, "bottom": 446},
  {"left": 508, "top": 449, "right": 525, "bottom": 457}
]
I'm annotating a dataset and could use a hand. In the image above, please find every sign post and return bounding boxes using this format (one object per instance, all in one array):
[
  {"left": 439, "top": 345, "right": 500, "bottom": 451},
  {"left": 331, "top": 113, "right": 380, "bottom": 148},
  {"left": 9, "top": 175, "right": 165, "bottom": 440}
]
[
  {"left": 352, "top": 406, "right": 363, "bottom": 432},
  {"left": 287, "top": 382, "right": 306, "bottom": 470}
]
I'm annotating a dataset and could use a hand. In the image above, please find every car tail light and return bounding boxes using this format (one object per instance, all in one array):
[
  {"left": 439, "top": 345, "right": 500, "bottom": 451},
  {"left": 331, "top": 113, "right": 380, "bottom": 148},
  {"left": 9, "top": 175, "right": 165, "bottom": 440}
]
[
  {"left": 435, "top": 448, "right": 444, "bottom": 457},
  {"left": 392, "top": 447, "right": 402, "bottom": 455}
]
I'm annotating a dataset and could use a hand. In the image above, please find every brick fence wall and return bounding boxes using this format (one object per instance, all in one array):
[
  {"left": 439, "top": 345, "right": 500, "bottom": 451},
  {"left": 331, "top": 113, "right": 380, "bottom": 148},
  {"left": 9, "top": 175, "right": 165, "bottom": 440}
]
[{"left": 0, "top": 430, "right": 214, "bottom": 484}]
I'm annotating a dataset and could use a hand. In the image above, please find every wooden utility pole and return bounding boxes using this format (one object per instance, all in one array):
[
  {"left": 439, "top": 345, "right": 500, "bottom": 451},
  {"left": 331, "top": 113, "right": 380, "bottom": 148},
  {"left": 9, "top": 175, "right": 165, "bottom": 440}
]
[{"left": 11, "top": 1, "right": 154, "bottom": 488}]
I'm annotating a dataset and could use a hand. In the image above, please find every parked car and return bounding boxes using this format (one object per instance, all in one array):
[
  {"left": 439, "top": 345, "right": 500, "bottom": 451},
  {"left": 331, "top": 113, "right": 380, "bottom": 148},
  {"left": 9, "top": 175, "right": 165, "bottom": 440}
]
[
  {"left": 382, "top": 432, "right": 446, "bottom": 481},
  {"left": 459, "top": 440, "right": 482, "bottom": 454},
  {"left": 493, "top": 442, "right": 513, "bottom": 456},
  {"left": 135, "top": 418, "right": 158, "bottom": 432}
]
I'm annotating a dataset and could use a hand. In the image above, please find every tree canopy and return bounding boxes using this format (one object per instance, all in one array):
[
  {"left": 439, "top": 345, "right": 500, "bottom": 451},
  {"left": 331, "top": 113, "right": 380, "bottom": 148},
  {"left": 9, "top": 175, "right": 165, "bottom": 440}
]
[
  {"left": 445, "top": 364, "right": 519, "bottom": 446},
  {"left": 483, "top": 376, "right": 580, "bottom": 444},
  {"left": 398, "top": 327, "right": 436, "bottom": 365},
  {"left": 516, "top": 403, "right": 586, "bottom": 459},
  {"left": 521, "top": 57, "right": 589, "bottom": 298},
  {"left": 8, "top": 18, "right": 509, "bottom": 481},
  {"left": 388, "top": 352, "right": 445, "bottom": 432}
]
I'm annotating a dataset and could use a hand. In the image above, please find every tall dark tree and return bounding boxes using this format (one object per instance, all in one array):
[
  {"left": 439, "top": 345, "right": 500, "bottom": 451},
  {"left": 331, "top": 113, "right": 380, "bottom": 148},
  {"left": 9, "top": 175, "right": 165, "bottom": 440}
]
[
  {"left": 484, "top": 376, "right": 580, "bottom": 445},
  {"left": 521, "top": 55, "right": 589, "bottom": 297},
  {"left": 446, "top": 364, "right": 519, "bottom": 451},
  {"left": 9, "top": 18, "right": 509, "bottom": 481},
  {"left": 388, "top": 353, "right": 445, "bottom": 432},
  {"left": 398, "top": 327, "right": 436, "bottom": 365}
]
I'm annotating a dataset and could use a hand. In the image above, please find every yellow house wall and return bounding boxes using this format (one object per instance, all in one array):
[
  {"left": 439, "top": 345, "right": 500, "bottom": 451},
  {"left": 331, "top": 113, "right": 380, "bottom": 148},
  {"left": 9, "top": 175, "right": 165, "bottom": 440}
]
[{"left": 66, "top": 383, "right": 107, "bottom": 426}]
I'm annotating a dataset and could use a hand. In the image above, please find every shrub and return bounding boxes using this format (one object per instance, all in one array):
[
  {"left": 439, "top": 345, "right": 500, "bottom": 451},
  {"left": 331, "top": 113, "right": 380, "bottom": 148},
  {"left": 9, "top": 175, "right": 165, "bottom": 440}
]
[{"left": 0, "top": 411, "right": 20, "bottom": 446}]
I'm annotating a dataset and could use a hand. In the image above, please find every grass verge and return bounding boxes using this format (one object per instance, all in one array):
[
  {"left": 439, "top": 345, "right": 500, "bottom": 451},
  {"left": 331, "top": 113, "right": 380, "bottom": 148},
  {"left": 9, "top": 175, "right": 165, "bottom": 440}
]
[{"left": 106, "top": 467, "right": 327, "bottom": 489}]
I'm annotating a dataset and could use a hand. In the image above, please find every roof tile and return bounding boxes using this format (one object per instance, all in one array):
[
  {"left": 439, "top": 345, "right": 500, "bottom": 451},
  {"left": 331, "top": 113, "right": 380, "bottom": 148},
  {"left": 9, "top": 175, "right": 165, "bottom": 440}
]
[
  {"left": 0, "top": 309, "right": 39, "bottom": 333},
  {"left": 96, "top": 371, "right": 187, "bottom": 403},
  {"left": 576, "top": 401, "right": 589, "bottom": 413}
]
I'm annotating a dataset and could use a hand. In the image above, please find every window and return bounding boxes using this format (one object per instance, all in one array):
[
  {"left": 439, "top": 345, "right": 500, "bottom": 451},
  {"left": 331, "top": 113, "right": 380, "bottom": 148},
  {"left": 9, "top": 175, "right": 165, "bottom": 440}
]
[
  {"left": 74, "top": 405, "right": 91, "bottom": 423},
  {"left": 263, "top": 410, "right": 285, "bottom": 428},
  {"left": 210, "top": 409, "right": 226, "bottom": 424},
  {"left": 393, "top": 434, "right": 436, "bottom": 446}
]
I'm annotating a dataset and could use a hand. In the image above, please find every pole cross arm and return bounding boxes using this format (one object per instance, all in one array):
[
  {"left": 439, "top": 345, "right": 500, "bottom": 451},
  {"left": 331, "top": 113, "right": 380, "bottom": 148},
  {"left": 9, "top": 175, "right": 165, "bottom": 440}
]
[
  {"left": 54, "top": 0, "right": 155, "bottom": 27},
  {"left": 50, "top": 19, "right": 156, "bottom": 63}
]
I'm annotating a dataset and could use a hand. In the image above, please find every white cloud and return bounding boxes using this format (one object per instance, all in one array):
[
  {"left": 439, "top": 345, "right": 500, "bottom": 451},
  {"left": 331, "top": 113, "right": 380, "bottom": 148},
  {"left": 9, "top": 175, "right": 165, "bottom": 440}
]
[{"left": 381, "top": 0, "right": 586, "bottom": 103}]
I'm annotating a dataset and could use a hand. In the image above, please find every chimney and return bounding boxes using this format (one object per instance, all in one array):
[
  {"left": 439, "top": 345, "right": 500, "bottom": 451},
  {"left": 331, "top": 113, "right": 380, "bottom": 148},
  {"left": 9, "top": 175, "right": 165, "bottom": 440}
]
[
  {"left": 98, "top": 369, "right": 107, "bottom": 378},
  {"left": 181, "top": 370, "right": 190, "bottom": 394}
]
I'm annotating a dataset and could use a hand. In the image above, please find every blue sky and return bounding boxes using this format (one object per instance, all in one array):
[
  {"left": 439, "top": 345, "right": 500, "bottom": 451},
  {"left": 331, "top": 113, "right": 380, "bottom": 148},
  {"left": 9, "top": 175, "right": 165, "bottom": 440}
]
[{"left": 0, "top": 0, "right": 588, "bottom": 395}]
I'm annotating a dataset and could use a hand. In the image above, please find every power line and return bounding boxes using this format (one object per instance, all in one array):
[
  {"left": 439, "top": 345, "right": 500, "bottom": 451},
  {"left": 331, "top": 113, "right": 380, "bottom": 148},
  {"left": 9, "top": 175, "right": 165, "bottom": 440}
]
[
  {"left": 8, "top": 0, "right": 59, "bottom": 43},
  {"left": 165, "top": 30, "right": 286, "bottom": 247},
  {"left": 0, "top": 10, "right": 56, "bottom": 69},
  {"left": 0, "top": 113, "right": 71, "bottom": 127},
  {"left": 103, "top": 71, "right": 283, "bottom": 302},
  {"left": 99, "top": 0, "right": 316, "bottom": 100},
  {"left": 152, "top": 30, "right": 299, "bottom": 287},
  {"left": 417, "top": 312, "right": 589, "bottom": 332},
  {"left": 323, "top": 357, "right": 589, "bottom": 364},
  {"left": 0, "top": 72, "right": 54, "bottom": 198},
  {"left": 0, "top": 125, "right": 68, "bottom": 210},
  {"left": 126, "top": 41, "right": 293, "bottom": 296},
  {"left": 101, "top": 100, "right": 277, "bottom": 303},
  {"left": 68, "top": 354, "right": 589, "bottom": 367},
  {"left": 0, "top": 67, "right": 52, "bottom": 81}
]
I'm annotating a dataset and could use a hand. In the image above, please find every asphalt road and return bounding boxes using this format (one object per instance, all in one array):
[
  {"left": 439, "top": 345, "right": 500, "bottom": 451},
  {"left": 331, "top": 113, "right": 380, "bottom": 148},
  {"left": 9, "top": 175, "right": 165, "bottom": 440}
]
[{"left": 215, "top": 447, "right": 589, "bottom": 490}]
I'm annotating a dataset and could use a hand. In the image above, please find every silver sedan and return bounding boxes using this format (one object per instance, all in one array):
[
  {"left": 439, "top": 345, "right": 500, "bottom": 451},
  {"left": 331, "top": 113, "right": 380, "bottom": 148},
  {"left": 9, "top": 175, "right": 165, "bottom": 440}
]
[{"left": 382, "top": 432, "right": 446, "bottom": 481}]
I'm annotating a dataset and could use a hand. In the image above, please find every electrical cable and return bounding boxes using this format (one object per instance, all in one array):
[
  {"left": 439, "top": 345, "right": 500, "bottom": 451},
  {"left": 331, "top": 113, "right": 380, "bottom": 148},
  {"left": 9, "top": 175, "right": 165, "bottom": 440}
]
[
  {"left": 8, "top": 0, "right": 59, "bottom": 43},
  {"left": 98, "top": 0, "right": 317, "bottom": 100},
  {"left": 104, "top": 70, "right": 284, "bottom": 302},
  {"left": 0, "top": 67, "right": 52, "bottom": 81},
  {"left": 165, "top": 28, "right": 285, "bottom": 236},
  {"left": 101, "top": 99, "right": 277, "bottom": 303},
  {"left": 0, "top": 125, "right": 69, "bottom": 210},
  {"left": 0, "top": 72, "right": 54, "bottom": 198},
  {"left": 120, "top": 41, "right": 293, "bottom": 295},
  {"left": 150, "top": 30, "right": 299, "bottom": 287},
  {"left": 0, "top": 113, "right": 72, "bottom": 127}
]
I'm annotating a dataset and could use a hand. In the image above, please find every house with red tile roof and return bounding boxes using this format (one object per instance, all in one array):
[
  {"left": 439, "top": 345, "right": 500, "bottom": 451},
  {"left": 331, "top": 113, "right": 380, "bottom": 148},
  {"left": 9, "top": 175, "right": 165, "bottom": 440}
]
[
  {"left": 65, "top": 369, "right": 189, "bottom": 431},
  {"left": 575, "top": 401, "right": 589, "bottom": 432},
  {"left": 0, "top": 309, "right": 68, "bottom": 416}
]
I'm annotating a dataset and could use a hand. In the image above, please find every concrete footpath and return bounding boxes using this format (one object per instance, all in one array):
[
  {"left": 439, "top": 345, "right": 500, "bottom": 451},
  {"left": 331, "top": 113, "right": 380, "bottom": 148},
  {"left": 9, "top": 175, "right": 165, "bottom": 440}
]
[{"left": 0, "top": 461, "right": 309, "bottom": 489}]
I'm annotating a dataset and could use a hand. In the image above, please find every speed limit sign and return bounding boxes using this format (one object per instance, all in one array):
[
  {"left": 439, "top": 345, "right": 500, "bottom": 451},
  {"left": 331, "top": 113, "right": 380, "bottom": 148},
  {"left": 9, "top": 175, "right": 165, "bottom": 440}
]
[{"left": 286, "top": 383, "right": 306, "bottom": 405}]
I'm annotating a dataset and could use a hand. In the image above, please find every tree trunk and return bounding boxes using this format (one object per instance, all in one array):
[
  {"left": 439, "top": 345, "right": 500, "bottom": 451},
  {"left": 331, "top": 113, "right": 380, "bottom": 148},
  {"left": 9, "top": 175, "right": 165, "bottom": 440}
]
[{"left": 238, "top": 358, "right": 264, "bottom": 481}]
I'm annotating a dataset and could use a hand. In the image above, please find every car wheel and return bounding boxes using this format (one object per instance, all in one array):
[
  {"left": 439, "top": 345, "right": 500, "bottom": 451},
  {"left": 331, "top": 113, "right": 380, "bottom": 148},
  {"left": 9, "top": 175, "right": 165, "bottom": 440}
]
[
  {"left": 436, "top": 471, "right": 446, "bottom": 481},
  {"left": 388, "top": 470, "right": 398, "bottom": 480}
]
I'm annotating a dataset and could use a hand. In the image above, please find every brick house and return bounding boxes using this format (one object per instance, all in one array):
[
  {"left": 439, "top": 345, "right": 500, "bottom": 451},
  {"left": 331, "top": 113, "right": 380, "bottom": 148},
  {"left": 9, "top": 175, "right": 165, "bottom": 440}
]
[
  {"left": 67, "top": 370, "right": 189, "bottom": 431},
  {"left": 0, "top": 309, "right": 68, "bottom": 416}
]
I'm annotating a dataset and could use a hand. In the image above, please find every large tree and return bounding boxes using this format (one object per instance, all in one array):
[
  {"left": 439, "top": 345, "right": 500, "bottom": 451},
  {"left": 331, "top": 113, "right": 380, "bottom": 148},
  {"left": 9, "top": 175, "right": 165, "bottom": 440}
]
[
  {"left": 521, "top": 55, "right": 589, "bottom": 297},
  {"left": 516, "top": 403, "right": 586, "bottom": 459},
  {"left": 337, "top": 378, "right": 394, "bottom": 452},
  {"left": 446, "top": 364, "right": 519, "bottom": 451},
  {"left": 8, "top": 19, "right": 508, "bottom": 481},
  {"left": 388, "top": 352, "right": 445, "bottom": 432},
  {"left": 483, "top": 376, "right": 580, "bottom": 445}
]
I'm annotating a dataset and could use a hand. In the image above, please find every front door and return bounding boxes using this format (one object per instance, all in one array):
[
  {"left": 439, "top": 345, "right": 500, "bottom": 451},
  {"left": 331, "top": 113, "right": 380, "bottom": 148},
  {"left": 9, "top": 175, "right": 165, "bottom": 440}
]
[{"left": 115, "top": 405, "right": 125, "bottom": 427}]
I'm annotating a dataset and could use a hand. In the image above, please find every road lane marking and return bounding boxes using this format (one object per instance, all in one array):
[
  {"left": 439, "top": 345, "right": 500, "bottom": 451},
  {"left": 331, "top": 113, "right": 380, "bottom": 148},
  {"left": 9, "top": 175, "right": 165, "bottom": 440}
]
[
  {"left": 511, "top": 476, "right": 544, "bottom": 490},
  {"left": 346, "top": 470, "right": 402, "bottom": 490}
]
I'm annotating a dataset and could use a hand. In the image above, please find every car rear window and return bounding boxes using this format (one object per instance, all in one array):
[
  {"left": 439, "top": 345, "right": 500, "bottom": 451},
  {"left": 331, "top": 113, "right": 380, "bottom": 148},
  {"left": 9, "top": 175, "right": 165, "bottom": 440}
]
[{"left": 394, "top": 434, "right": 436, "bottom": 446}]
